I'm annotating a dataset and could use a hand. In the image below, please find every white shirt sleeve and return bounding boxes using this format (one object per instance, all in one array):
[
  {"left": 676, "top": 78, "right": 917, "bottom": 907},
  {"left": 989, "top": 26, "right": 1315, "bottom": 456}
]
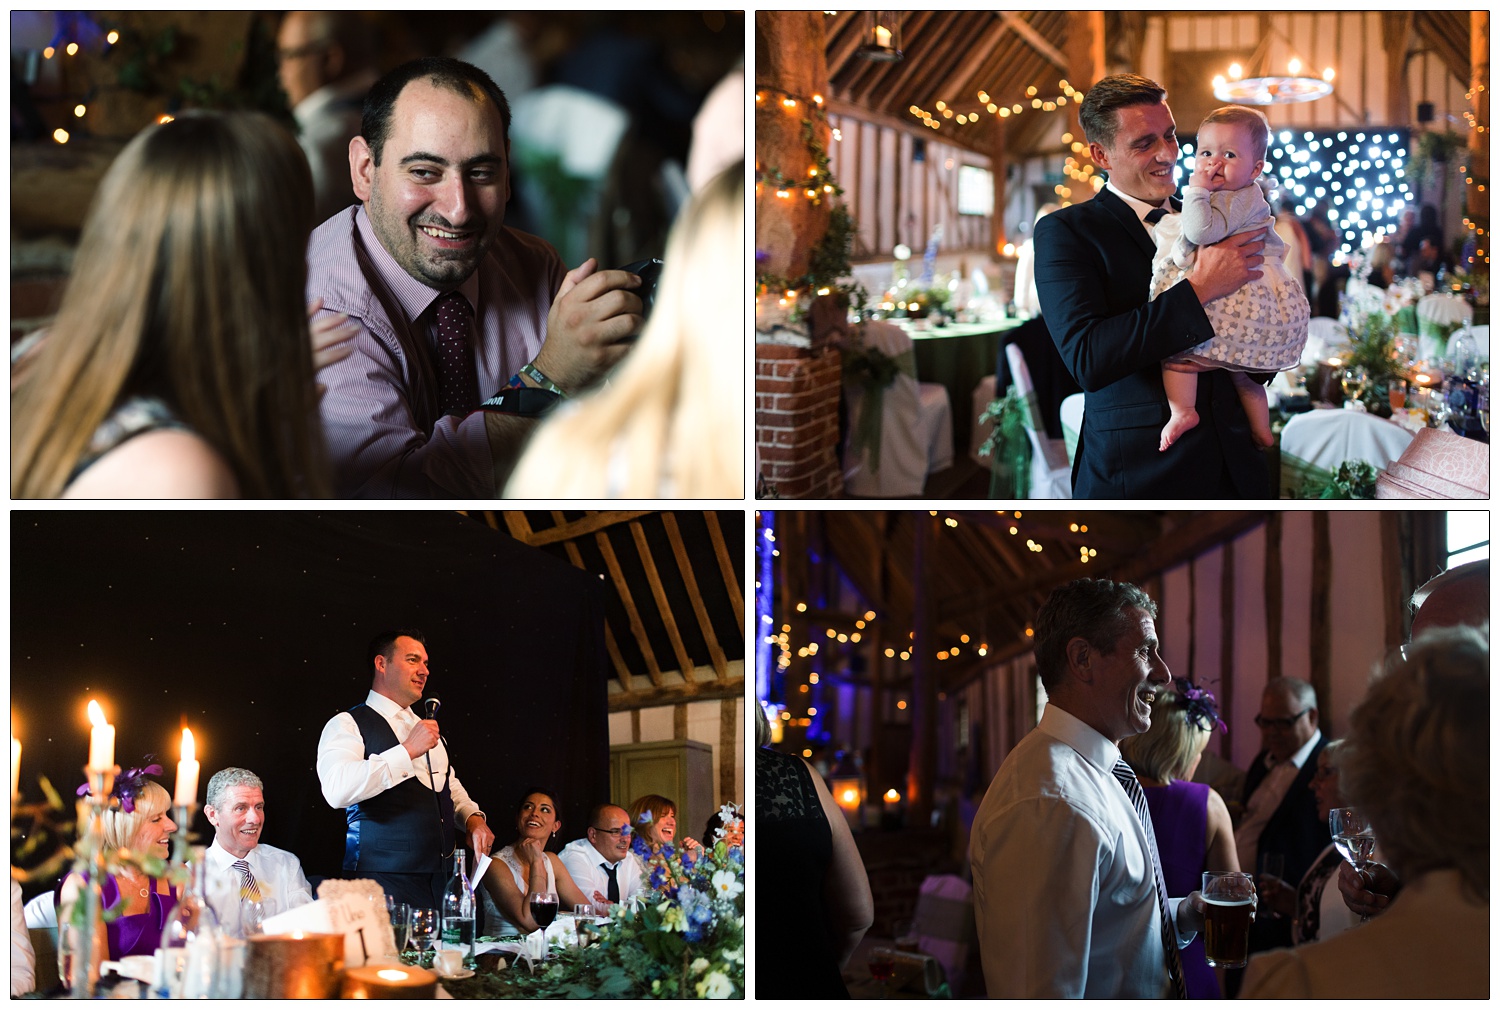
[
  {"left": 558, "top": 844, "right": 604, "bottom": 901},
  {"left": 315, "top": 710, "right": 420, "bottom": 809},
  {"left": 11, "top": 881, "right": 35, "bottom": 997}
]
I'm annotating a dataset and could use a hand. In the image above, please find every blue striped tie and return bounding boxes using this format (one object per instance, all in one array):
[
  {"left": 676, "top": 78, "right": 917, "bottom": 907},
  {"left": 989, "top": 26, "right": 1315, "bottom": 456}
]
[{"left": 1113, "top": 759, "right": 1187, "bottom": 998}]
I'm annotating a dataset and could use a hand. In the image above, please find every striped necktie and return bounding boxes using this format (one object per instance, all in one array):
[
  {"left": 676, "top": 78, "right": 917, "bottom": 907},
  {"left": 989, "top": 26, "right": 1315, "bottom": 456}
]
[
  {"left": 232, "top": 859, "right": 262, "bottom": 903},
  {"left": 1112, "top": 759, "right": 1187, "bottom": 999}
]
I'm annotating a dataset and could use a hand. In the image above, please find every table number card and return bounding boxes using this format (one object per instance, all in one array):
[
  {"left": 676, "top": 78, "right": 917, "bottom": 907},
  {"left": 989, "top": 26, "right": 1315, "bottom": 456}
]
[{"left": 318, "top": 879, "right": 399, "bottom": 967}]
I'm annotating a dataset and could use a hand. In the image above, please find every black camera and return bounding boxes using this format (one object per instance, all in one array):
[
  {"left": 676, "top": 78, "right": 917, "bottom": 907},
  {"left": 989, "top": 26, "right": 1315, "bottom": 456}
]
[{"left": 616, "top": 258, "right": 664, "bottom": 320}]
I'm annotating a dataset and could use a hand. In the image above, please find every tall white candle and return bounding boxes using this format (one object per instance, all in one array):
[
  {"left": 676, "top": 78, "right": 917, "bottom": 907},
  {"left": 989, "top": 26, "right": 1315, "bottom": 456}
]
[
  {"left": 874, "top": 25, "right": 892, "bottom": 48},
  {"left": 86, "top": 700, "right": 114, "bottom": 771},
  {"left": 11, "top": 737, "right": 20, "bottom": 801},
  {"left": 174, "top": 728, "right": 199, "bottom": 806}
]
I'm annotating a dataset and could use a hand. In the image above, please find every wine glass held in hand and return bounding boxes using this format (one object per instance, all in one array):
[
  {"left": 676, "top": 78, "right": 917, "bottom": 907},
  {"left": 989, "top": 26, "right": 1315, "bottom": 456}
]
[{"left": 1329, "top": 807, "right": 1378, "bottom": 922}]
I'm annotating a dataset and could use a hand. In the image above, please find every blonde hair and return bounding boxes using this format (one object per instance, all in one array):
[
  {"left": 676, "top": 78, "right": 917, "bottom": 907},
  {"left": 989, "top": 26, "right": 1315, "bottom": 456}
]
[
  {"left": 1199, "top": 104, "right": 1270, "bottom": 163},
  {"left": 95, "top": 780, "right": 171, "bottom": 853},
  {"left": 628, "top": 793, "right": 677, "bottom": 848},
  {"left": 505, "top": 162, "right": 744, "bottom": 498},
  {"left": 12, "top": 111, "right": 330, "bottom": 498},
  {"left": 1340, "top": 626, "right": 1488, "bottom": 901},
  {"left": 1119, "top": 690, "right": 1212, "bottom": 785}
]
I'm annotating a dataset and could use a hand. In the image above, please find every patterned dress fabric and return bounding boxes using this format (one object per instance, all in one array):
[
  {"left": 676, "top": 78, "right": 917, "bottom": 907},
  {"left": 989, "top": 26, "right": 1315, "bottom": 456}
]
[{"left": 1150, "top": 182, "right": 1309, "bottom": 372}]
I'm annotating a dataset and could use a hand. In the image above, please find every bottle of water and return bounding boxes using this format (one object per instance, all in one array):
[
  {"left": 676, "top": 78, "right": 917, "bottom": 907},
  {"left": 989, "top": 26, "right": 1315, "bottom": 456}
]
[
  {"left": 440, "top": 850, "right": 474, "bottom": 960},
  {"left": 155, "top": 847, "right": 221, "bottom": 998}
]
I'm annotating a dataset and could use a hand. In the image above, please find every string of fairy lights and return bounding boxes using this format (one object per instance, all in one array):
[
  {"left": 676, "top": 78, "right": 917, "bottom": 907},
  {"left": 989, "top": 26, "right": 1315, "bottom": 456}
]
[{"left": 757, "top": 511, "right": 1104, "bottom": 750}]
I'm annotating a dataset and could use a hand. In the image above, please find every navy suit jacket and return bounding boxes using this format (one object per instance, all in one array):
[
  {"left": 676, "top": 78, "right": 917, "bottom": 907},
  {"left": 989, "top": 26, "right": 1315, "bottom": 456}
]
[
  {"left": 1241, "top": 735, "right": 1331, "bottom": 952},
  {"left": 1034, "top": 187, "right": 1271, "bottom": 498}
]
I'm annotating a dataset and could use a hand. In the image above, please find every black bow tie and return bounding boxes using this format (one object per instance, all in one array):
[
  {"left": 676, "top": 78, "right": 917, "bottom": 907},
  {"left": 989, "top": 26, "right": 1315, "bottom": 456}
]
[{"left": 1145, "top": 207, "right": 1169, "bottom": 225}]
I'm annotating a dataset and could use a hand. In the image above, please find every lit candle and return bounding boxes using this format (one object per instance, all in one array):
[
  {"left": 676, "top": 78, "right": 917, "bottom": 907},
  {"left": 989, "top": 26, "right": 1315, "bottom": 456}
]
[
  {"left": 874, "top": 25, "right": 892, "bottom": 48},
  {"left": 86, "top": 700, "right": 114, "bottom": 771},
  {"left": 174, "top": 728, "right": 199, "bottom": 806},
  {"left": 884, "top": 788, "right": 901, "bottom": 808},
  {"left": 11, "top": 736, "right": 20, "bottom": 802},
  {"left": 340, "top": 963, "right": 438, "bottom": 999}
]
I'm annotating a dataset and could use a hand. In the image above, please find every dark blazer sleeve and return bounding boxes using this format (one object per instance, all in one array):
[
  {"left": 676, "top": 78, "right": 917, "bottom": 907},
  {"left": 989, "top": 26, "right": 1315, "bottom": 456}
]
[{"left": 1034, "top": 201, "right": 1216, "bottom": 392}]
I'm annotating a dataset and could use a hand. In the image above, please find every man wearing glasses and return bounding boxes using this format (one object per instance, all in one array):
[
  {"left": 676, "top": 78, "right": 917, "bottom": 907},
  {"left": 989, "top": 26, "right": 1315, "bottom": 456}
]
[
  {"left": 1230, "top": 676, "right": 1328, "bottom": 990},
  {"left": 559, "top": 804, "right": 644, "bottom": 909}
]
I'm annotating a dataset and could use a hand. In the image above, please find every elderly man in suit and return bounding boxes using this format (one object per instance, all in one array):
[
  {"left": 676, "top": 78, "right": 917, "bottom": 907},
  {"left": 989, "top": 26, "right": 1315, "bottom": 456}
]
[{"left": 1034, "top": 74, "right": 1268, "bottom": 498}]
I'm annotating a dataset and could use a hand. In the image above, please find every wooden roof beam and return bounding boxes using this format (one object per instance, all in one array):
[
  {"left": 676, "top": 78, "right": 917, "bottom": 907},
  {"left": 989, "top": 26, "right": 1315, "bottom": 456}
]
[
  {"left": 517, "top": 510, "right": 655, "bottom": 547},
  {"left": 705, "top": 512, "right": 743, "bottom": 630},
  {"left": 930, "top": 16, "right": 1009, "bottom": 105},
  {"left": 1002, "top": 12, "right": 1068, "bottom": 74},
  {"left": 662, "top": 512, "right": 729, "bottom": 681},
  {"left": 596, "top": 529, "right": 664, "bottom": 688},
  {"left": 629, "top": 520, "right": 696, "bottom": 687}
]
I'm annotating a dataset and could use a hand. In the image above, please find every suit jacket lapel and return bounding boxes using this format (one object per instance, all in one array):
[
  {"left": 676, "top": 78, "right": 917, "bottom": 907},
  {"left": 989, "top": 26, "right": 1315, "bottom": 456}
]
[{"left": 1095, "top": 186, "right": 1158, "bottom": 260}]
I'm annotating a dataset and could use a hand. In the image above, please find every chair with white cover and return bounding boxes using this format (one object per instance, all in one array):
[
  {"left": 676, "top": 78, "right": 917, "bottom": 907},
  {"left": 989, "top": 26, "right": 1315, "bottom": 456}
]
[
  {"left": 1000, "top": 343, "right": 1071, "bottom": 498},
  {"left": 1279, "top": 408, "right": 1414, "bottom": 494},
  {"left": 23, "top": 891, "right": 55, "bottom": 929},
  {"left": 843, "top": 320, "right": 954, "bottom": 496},
  {"left": 1467, "top": 324, "right": 1489, "bottom": 357},
  {"left": 1303, "top": 316, "right": 1346, "bottom": 365},
  {"left": 969, "top": 374, "right": 997, "bottom": 467},
  {"left": 910, "top": 874, "right": 978, "bottom": 996},
  {"left": 1058, "top": 392, "right": 1085, "bottom": 467}
]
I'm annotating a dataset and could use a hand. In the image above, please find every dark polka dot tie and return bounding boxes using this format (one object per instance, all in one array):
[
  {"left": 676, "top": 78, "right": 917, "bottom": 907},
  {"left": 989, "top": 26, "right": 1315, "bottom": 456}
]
[{"left": 433, "top": 291, "right": 480, "bottom": 417}]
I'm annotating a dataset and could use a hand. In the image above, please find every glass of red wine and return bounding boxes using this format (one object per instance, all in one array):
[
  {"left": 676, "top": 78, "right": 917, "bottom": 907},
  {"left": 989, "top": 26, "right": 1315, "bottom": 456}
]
[
  {"left": 530, "top": 891, "right": 560, "bottom": 959},
  {"left": 867, "top": 945, "right": 897, "bottom": 998}
]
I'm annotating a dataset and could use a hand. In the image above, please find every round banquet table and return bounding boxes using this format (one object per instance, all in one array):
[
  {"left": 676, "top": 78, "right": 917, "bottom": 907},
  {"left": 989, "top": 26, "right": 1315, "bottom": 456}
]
[
  {"left": 1279, "top": 406, "right": 1415, "bottom": 494},
  {"left": 894, "top": 317, "right": 1023, "bottom": 450}
]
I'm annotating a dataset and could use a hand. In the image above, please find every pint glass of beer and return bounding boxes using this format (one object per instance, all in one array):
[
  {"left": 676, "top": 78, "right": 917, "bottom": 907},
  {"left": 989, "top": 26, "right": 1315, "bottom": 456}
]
[{"left": 1200, "top": 871, "right": 1255, "bottom": 968}]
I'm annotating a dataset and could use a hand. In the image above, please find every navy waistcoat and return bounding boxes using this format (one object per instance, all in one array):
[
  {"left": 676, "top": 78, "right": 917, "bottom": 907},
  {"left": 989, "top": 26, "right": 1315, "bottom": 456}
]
[{"left": 343, "top": 703, "right": 455, "bottom": 874}]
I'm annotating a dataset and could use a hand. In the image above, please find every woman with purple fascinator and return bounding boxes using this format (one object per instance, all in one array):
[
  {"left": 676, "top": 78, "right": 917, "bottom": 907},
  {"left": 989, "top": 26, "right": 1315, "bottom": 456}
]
[
  {"left": 1119, "top": 681, "right": 1238, "bottom": 999},
  {"left": 57, "top": 759, "right": 179, "bottom": 961}
]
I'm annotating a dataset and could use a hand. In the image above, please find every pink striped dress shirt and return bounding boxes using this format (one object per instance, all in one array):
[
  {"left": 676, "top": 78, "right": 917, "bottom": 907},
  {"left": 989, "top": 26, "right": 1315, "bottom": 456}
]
[{"left": 307, "top": 206, "right": 566, "bottom": 497}]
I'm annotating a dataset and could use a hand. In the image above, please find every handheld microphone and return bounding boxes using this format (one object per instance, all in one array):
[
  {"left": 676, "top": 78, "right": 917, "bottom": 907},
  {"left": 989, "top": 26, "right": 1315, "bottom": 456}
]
[{"left": 423, "top": 696, "right": 441, "bottom": 720}]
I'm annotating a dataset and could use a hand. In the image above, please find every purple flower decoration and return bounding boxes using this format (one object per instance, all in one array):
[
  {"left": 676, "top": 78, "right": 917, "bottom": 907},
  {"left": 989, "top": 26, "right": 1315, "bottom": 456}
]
[
  {"left": 1174, "top": 679, "right": 1227, "bottom": 734},
  {"left": 77, "top": 757, "right": 163, "bottom": 813}
]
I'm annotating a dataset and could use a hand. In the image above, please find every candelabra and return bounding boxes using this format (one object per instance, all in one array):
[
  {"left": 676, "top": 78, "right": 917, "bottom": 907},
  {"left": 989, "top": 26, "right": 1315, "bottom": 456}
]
[{"left": 68, "top": 764, "right": 118, "bottom": 999}]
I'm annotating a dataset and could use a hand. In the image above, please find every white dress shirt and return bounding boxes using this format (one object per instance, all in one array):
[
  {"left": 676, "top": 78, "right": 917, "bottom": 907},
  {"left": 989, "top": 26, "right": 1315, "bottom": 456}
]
[
  {"left": 1108, "top": 180, "right": 1173, "bottom": 237},
  {"left": 1235, "top": 728, "right": 1322, "bottom": 872},
  {"left": 970, "top": 704, "right": 1193, "bottom": 998},
  {"left": 557, "top": 838, "right": 644, "bottom": 907},
  {"left": 203, "top": 838, "right": 314, "bottom": 938},
  {"left": 316, "top": 690, "right": 483, "bottom": 828}
]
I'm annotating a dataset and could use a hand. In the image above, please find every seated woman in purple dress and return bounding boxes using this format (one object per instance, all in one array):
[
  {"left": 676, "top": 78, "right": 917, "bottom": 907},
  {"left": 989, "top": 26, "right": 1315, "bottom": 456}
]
[
  {"left": 1120, "top": 681, "right": 1238, "bottom": 999},
  {"left": 57, "top": 767, "right": 179, "bottom": 965}
]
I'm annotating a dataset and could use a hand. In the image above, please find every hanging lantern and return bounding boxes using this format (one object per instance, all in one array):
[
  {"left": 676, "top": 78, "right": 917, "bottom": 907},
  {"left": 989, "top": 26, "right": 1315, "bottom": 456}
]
[{"left": 858, "top": 11, "right": 902, "bottom": 62}]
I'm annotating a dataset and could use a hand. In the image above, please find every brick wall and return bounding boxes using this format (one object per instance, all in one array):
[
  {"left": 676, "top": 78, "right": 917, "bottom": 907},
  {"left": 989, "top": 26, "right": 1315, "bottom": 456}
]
[{"left": 755, "top": 341, "right": 843, "bottom": 499}]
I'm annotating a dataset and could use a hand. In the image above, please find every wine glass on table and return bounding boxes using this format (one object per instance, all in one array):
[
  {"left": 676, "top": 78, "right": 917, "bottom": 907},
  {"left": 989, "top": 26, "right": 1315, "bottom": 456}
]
[
  {"left": 1329, "top": 807, "right": 1377, "bottom": 923},
  {"left": 388, "top": 899, "right": 411, "bottom": 955},
  {"left": 1341, "top": 367, "right": 1369, "bottom": 409},
  {"left": 530, "top": 891, "right": 560, "bottom": 960},
  {"left": 867, "top": 945, "right": 897, "bottom": 998},
  {"left": 409, "top": 907, "right": 438, "bottom": 964}
]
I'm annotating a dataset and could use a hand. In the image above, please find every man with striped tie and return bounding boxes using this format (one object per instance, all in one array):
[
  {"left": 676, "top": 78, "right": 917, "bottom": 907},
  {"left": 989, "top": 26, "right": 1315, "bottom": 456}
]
[
  {"left": 203, "top": 767, "right": 314, "bottom": 938},
  {"left": 970, "top": 578, "right": 1220, "bottom": 997}
]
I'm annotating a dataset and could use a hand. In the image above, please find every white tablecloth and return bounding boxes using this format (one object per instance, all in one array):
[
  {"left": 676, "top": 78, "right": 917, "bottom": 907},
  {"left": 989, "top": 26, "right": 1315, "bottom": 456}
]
[{"left": 1279, "top": 407, "right": 1415, "bottom": 472}]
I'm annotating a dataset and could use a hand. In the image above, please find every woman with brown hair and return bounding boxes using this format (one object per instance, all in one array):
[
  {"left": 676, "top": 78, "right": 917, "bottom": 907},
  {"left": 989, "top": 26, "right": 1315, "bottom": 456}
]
[{"left": 12, "top": 111, "right": 352, "bottom": 498}]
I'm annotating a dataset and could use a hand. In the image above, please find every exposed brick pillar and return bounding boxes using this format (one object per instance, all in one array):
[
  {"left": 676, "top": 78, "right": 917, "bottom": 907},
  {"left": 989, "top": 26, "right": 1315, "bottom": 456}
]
[{"left": 755, "top": 343, "right": 843, "bottom": 499}]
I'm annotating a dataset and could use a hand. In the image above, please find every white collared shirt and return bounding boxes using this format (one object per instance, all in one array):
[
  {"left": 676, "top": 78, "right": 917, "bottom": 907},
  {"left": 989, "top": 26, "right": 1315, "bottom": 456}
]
[
  {"left": 971, "top": 703, "right": 1190, "bottom": 998},
  {"left": 1107, "top": 180, "right": 1173, "bottom": 235},
  {"left": 557, "top": 837, "right": 644, "bottom": 907},
  {"left": 316, "top": 690, "right": 483, "bottom": 827},
  {"left": 1236, "top": 728, "right": 1323, "bottom": 871},
  {"left": 203, "top": 837, "right": 314, "bottom": 938}
]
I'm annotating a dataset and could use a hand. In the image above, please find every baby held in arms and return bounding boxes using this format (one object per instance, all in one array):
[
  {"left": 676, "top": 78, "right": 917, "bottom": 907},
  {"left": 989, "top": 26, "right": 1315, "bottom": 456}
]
[{"left": 1149, "top": 105, "right": 1309, "bottom": 451}]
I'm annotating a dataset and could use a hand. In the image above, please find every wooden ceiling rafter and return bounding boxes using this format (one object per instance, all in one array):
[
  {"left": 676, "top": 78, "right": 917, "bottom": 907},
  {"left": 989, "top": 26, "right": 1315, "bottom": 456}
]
[
  {"left": 661, "top": 512, "right": 730, "bottom": 682},
  {"left": 595, "top": 528, "right": 665, "bottom": 689},
  {"left": 705, "top": 511, "right": 744, "bottom": 630},
  {"left": 1002, "top": 11, "right": 1068, "bottom": 72},
  {"left": 628, "top": 518, "right": 698, "bottom": 688},
  {"left": 549, "top": 510, "right": 633, "bottom": 696}
]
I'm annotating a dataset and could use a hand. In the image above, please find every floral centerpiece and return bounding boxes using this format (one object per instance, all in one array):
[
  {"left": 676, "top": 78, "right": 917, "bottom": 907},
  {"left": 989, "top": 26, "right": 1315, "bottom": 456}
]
[{"left": 447, "top": 805, "right": 745, "bottom": 1000}]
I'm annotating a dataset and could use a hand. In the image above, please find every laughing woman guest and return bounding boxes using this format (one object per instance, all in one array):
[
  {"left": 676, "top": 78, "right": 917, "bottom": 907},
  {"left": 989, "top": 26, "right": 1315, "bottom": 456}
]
[
  {"left": 12, "top": 111, "right": 352, "bottom": 498},
  {"left": 56, "top": 770, "right": 179, "bottom": 965},
  {"left": 1119, "top": 681, "right": 1238, "bottom": 999},
  {"left": 628, "top": 794, "right": 701, "bottom": 858},
  {"left": 479, "top": 790, "right": 589, "bottom": 935}
]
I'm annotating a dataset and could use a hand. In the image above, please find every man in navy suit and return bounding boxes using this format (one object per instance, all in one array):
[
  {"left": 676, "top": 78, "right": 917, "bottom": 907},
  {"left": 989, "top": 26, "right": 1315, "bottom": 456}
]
[{"left": 1035, "top": 74, "right": 1270, "bottom": 498}]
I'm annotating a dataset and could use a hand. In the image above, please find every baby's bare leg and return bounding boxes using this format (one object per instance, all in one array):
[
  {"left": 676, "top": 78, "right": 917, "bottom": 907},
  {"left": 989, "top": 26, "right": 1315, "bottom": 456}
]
[
  {"left": 1230, "top": 370, "right": 1276, "bottom": 448},
  {"left": 1160, "top": 367, "right": 1200, "bottom": 451}
]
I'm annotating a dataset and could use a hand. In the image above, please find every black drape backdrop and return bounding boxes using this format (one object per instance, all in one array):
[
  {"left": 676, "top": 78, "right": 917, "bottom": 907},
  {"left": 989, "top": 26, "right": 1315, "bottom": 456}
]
[{"left": 10, "top": 510, "right": 609, "bottom": 888}]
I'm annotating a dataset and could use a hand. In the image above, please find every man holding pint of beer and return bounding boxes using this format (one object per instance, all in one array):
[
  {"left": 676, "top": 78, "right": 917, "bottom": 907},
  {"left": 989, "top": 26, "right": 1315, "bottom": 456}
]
[{"left": 970, "top": 579, "right": 1255, "bottom": 997}]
